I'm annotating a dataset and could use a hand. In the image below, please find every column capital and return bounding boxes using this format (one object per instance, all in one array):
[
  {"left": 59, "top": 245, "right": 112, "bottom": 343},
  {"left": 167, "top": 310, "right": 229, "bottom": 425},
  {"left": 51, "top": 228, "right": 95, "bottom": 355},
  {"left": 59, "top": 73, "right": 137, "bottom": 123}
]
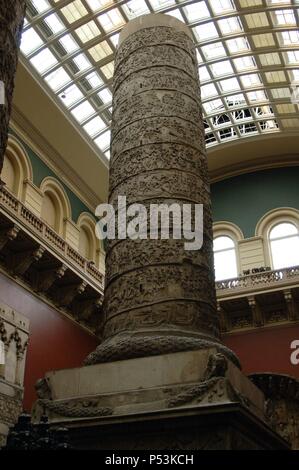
[{"left": 119, "top": 13, "right": 193, "bottom": 46}]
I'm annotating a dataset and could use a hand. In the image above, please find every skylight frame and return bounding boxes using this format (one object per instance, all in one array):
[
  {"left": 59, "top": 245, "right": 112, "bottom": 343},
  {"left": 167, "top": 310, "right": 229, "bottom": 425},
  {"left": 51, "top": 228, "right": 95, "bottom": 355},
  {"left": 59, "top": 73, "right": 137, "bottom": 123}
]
[{"left": 21, "top": 1, "right": 299, "bottom": 164}]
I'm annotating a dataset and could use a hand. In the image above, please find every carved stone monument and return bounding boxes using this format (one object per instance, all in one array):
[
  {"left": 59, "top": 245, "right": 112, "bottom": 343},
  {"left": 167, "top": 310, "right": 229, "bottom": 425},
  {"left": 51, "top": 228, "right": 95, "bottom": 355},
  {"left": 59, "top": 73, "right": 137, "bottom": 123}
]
[
  {"left": 32, "top": 14, "right": 289, "bottom": 450},
  {"left": 0, "top": 302, "right": 29, "bottom": 447},
  {"left": 85, "top": 13, "right": 238, "bottom": 368}
]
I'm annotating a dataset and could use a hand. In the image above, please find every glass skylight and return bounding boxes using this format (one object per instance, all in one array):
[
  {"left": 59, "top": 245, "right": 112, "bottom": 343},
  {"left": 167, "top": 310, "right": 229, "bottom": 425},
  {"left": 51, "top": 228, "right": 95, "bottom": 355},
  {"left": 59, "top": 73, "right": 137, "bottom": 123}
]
[
  {"left": 97, "top": 9, "right": 125, "bottom": 32},
  {"left": 210, "top": 0, "right": 236, "bottom": 15},
  {"left": 20, "top": 28, "right": 43, "bottom": 55},
  {"left": 59, "top": 34, "right": 80, "bottom": 53},
  {"left": 94, "top": 129, "right": 111, "bottom": 151},
  {"left": 59, "top": 84, "right": 84, "bottom": 107},
  {"left": 44, "top": 13, "right": 66, "bottom": 34},
  {"left": 184, "top": 2, "right": 210, "bottom": 22},
  {"left": 30, "top": 48, "right": 58, "bottom": 74},
  {"left": 83, "top": 116, "right": 106, "bottom": 137},
  {"left": 122, "top": 0, "right": 150, "bottom": 18},
  {"left": 21, "top": 0, "right": 299, "bottom": 163},
  {"left": 31, "top": 0, "right": 50, "bottom": 14},
  {"left": 193, "top": 23, "right": 219, "bottom": 41},
  {"left": 211, "top": 60, "right": 234, "bottom": 77},
  {"left": 71, "top": 100, "right": 95, "bottom": 122},
  {"left": 45, "top": 67, "right": 71, "bottom": 91}
]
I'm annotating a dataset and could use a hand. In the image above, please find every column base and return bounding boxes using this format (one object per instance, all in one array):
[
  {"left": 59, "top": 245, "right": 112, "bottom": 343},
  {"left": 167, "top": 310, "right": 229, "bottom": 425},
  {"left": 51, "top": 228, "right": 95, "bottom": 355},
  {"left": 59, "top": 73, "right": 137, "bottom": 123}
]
[{"left": 84, "top": 333, "right": 241, "bottom": 368}]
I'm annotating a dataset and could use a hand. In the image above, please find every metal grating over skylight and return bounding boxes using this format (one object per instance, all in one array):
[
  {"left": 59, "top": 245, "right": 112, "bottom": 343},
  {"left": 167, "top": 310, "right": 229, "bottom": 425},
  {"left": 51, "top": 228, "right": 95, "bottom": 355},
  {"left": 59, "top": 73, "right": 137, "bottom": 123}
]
[{"left": 21, "top": 0, "right": 299, "bottom": 164}]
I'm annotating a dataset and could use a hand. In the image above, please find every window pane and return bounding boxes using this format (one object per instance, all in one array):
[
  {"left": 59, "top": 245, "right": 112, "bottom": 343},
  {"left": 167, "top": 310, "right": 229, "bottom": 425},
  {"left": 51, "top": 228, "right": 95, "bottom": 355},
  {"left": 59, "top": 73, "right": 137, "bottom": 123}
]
[
  {"left": 30, "top": 48, "right": 58, "bottom": 74},
  {"left": 59, "top": 84, "right": 83, "bottom": 107},
  {"left": 270, "top": 222, "right": 298, "bottom": 239},
  {"left": 21, "top": 28, "right": 43, "bottom": 56},
  {"left": 214, "top": 250, "right": 238, "bottom": 281},
  {"left": 270, "top": 236, "right": 299, "bottom": 269},
  {"left": 45, "top": 67, "right": 71, "bottom": 91},
  {"left": 213, "top": 236, "right": 235, "bottom": 251}
]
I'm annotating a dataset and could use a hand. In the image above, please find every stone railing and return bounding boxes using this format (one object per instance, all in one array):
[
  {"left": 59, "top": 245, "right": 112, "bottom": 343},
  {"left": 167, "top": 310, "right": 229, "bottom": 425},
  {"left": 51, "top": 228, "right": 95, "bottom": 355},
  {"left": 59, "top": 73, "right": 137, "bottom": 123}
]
[
  {"left": 0, "top": 185, "right": 104, "bottom": 290},
  {"left": 216, "top": 265, "right": 299, "bottom": 299}
]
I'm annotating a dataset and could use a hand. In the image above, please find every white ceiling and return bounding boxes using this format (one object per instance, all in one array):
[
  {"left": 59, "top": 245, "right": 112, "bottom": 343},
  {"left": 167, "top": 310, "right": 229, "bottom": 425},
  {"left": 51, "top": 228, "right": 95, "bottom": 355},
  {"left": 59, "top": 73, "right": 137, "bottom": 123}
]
[{"left": 21, "top": 0, "right": 299, "bottom": 167}]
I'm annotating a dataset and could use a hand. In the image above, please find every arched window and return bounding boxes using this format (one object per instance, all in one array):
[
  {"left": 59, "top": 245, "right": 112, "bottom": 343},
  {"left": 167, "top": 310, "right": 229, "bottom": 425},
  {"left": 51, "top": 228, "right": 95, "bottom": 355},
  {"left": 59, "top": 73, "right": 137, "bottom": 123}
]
[
  {"left": 41, "top": 192, "right": 58, "bottom": 231},
  {"left": 1, "top": 154, "right": 16, "bottom": 194},
  {"left": 40, "top": 177, "right": 71, "bottom": 236},
  {"left": 269, "top": 222, "right": 299, "bottom": 269},
  {"left": 79, "top": 227, "right": 92, "bottom": 260},
  {"left": 213, "top": 236, "right": 238, "bottom": 281},
  {"left": 77, "top": 213, "right": 98, "bottom": 263},
  {"left": 1, "top": 137, "right": 33, "bottom": 200}
]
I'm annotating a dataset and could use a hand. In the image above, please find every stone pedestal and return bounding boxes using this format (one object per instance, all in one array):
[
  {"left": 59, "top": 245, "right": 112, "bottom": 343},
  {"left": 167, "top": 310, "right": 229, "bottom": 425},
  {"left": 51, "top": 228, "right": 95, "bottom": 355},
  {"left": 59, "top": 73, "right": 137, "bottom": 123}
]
[{"left": 32, "top": 348, "right": 287, "bottom": 449}]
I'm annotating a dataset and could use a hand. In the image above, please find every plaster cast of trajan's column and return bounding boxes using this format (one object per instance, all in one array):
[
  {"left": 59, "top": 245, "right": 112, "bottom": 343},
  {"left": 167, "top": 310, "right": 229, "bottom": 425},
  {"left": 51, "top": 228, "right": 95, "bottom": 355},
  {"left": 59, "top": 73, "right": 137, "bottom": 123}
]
[{"left": 86, "top": 14, "right": 238, "bottom": 367}]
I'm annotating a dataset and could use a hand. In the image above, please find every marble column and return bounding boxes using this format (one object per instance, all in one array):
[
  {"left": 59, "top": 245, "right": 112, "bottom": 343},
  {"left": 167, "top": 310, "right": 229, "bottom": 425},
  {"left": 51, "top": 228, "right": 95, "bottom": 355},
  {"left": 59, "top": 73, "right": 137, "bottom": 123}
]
[
  {"left": 86, "top": 14, "right": 238, "bottom": 367},
  {"left": 0, "top": 0, "right": 26, "bottom": 171}
]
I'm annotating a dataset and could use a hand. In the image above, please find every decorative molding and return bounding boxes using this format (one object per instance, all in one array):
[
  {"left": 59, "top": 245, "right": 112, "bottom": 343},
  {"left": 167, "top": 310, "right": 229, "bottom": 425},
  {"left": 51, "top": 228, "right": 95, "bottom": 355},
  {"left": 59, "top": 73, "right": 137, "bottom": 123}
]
[
  {"left": 255, "top": 207, "right": 299, "bottom": 238},
  {"left": 213, "top": 221, "right": 244, "bottom": 241},
  {"left": 36, "top": 399, "right": 113, "bottom": 418},
  {"left": 85, "top": 335, "right": 240, "bottom": 368},
  {"left": 209, "top": 152, "right": 299, "bottom": 184},
  {"left": 9, "top": 116, "right": 102, "bottom": 212}
]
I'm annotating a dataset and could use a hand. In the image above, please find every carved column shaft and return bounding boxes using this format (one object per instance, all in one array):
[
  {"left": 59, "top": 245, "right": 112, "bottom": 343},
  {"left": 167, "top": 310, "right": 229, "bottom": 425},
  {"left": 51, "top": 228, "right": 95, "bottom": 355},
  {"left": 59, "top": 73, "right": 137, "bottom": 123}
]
[
  {"left": 86, "top": 14, "right": 238, "bottom": 367},
  {"left": 0, "top": 0, "right": 26, "bottom": 171}
]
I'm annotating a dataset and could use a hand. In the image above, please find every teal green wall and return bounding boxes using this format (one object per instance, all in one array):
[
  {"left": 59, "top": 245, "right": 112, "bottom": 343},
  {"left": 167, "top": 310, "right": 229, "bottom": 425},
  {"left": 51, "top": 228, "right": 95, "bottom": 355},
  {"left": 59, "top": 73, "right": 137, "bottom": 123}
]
[
  {"left": 211, "top": 167, "right": 299, "bottom": 238},
  {"left": 9, "top": 130, "right": 92, "bottom": 222},
  {"left": 8, "top": 129, "right": 299, "bottom": 237}
]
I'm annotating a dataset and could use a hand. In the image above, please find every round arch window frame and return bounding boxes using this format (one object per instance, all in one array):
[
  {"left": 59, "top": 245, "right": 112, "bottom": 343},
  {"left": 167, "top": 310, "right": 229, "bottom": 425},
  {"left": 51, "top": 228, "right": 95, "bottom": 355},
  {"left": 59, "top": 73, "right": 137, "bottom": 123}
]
[
  {"left": 77, "top": 212, "right": 104, "bottom": 267},
  {"left": 40, "top": 177, "right": 72, "bottom": 236},
  {"left": 213, "top": 222, "right": 244, "bottom": 281},
  {"left": 77, "top": 213, "right": 97, "bottom": 262},
  {"left": 2, "top": 136, "right": 33, "bottom": 200},
  {"left": 255, "top": 207, "right": 299, "bottom": 270}
]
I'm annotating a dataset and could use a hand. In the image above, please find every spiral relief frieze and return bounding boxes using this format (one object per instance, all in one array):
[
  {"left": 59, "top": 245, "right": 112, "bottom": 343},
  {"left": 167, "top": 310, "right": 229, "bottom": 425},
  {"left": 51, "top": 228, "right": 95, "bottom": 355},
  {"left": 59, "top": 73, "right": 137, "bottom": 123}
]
[{"left": 86, "top": 16, "right": 238, "bottom": 367}]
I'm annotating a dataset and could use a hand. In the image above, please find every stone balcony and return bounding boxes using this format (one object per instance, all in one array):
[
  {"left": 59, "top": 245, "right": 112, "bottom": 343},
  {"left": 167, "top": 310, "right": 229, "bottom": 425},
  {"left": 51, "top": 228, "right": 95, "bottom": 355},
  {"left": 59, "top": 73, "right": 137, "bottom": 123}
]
[
  {"left": 0, "top": 184, "right": 104, "bottom": 333},
  {"left": 216, "top": 266, "right": 299, "bottom": 299},
  {"left": 216, "top": 267, "right": 299, "bottom": 332}
]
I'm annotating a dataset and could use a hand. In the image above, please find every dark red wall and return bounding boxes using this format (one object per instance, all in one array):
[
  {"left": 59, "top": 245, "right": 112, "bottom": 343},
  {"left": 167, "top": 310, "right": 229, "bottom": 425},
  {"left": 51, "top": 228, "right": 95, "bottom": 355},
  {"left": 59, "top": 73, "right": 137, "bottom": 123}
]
[
  {"left": 1, "top": 270, "right": 298, "bottom": 411},
  {"left": 223, "top": 324, "right": 299, "bottom": 379},
  {"left": 0, "top": 272, "right": 98, "bottom": 411}
]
